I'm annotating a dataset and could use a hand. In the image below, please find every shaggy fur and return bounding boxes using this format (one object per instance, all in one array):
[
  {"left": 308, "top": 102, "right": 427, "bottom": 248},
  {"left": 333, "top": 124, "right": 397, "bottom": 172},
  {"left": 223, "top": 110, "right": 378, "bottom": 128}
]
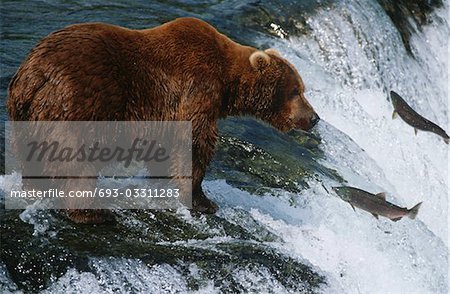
[{"left": 8, "top": 17, "right": 319, "bottom": 223}]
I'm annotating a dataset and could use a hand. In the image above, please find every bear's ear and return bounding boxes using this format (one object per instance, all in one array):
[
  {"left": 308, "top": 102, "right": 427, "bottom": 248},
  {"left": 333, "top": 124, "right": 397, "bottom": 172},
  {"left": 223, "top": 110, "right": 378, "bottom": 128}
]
[
  {"left": 264, "top": 48, "right": 282, "bottom": 57},
  {"left": 249, "top": 51, "right": 271, "bottom": 71}
]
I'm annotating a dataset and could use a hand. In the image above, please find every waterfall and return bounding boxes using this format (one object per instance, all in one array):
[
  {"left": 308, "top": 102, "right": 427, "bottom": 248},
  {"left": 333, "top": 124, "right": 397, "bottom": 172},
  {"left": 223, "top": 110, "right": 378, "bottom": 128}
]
[
  {"left": 269, "top": 0, "right": 449, "bottom": 244},
  {"left": 245, "top": 0, "right": 449, "bottom": 291}
]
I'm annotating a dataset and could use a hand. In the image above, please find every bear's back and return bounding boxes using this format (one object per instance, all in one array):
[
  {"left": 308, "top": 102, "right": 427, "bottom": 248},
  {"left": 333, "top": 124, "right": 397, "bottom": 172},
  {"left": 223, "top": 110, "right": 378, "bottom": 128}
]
[
  {"left": 8, "top": 23, "right": 140, "bottom": 120},
  {"left": 8, "top": 18, "right": 235, "bottom": 122}
]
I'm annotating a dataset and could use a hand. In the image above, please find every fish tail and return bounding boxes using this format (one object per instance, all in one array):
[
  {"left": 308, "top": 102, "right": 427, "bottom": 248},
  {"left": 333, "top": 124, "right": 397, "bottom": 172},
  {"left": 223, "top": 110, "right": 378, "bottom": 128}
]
[
  {"left": 444, "top": 136, "right": 449, "bottom": 145},
  {"left": 408, "top": 202, "right": 422, "bottom": 219}
]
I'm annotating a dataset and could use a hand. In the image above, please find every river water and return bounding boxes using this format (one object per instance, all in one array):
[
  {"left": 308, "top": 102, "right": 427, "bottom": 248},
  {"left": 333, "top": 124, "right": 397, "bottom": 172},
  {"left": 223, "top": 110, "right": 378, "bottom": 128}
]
[{"left": 0, "top": 0, "right": 448, "bottom": 293}]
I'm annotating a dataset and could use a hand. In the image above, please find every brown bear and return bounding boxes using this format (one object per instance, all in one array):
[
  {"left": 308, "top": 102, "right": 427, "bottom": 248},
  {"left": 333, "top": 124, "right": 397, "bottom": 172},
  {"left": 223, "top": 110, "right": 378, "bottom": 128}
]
[{"left": 7, "top": 17, "right": 319, "bottom": 223}]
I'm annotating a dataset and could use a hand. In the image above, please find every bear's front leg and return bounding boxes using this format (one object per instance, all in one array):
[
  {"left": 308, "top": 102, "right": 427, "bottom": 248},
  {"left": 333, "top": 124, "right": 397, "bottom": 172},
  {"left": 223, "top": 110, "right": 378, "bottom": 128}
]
[
  {"left": 190, "top": 125, "right": 219, "bottom": 214},
  {"left": 192, "top": 182, "right": 218, "bottom": 214}
]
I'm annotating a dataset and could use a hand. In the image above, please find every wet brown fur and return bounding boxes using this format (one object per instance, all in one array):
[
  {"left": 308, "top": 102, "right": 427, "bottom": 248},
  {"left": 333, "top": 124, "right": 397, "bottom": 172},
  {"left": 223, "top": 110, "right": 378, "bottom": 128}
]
[{"left": 8, "top": 17, "right": 318, "bottom": 223}]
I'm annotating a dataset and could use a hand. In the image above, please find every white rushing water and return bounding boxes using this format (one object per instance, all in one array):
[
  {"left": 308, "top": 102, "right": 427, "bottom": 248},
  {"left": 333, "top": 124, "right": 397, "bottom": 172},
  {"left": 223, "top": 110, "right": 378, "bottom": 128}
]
[
  {"left": 293, "top": 0, "right": 449, "bottom": 244},
  {"left": 1, "top": 0, "right": 448, "bottom": 293},
  {"left": 254, "top": 0, "right": 449, "bottom": 292}
]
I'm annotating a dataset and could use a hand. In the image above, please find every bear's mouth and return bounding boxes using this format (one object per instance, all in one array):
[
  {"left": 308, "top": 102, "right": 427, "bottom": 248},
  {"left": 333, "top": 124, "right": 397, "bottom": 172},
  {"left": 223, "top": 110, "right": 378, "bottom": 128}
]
[
  {"left": 293, "top": 112, "right": 320, "bottom": 131},
  {"left": 293, "top": 118, "right": 312, "bottom": 131}
]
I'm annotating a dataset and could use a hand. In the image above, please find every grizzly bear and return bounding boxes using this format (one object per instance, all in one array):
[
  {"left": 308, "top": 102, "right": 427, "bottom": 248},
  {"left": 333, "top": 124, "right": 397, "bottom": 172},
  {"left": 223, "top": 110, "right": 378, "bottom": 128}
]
[{"left": 7, "top": 17, "right": 319, "bottom": 223}]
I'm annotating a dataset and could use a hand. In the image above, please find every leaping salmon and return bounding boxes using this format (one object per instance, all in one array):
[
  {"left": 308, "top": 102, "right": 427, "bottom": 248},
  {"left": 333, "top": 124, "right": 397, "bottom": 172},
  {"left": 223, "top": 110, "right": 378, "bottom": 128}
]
[
  {"left": 390, "top": 90, "right": 449, "bottom": 144},
  {"left": 332, "top": 186, "right": 422, "bottom": 222}
]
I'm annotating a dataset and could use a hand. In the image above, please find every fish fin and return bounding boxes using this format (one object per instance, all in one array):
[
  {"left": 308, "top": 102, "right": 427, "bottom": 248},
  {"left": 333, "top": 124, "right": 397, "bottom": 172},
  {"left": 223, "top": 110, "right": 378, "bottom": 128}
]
[
  {"left": 414, "top": 128, "right": 418, "bottom": 135},
  {"left": 390, "top": 217, "right": 402, "bottom": 222},
  {"left": 375, "top": 192, "right": 386, "bottom": 200},
  {"left": 392, "top": 111, "right": 398, "bottom": 119},
  {"left": 408, "top": 202, "right": 423, "bottom": 220},
  {"left": 371, "top": 213, "right": 379, "bottom": 219},
  {"left": 349, "top": 203, "right": 356, "bottom": 212}
]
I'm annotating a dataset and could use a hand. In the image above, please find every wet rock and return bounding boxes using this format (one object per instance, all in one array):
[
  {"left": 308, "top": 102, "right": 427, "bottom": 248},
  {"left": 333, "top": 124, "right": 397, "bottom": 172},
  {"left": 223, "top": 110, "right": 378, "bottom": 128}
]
[
  {"left": 377, "top": 0, "right": 443, "bottom": 54},
  {"left": 208, "top": 118, "right": 343, "bottom": 195},
  {"left": 0, "top": 207, "right": 325, "bottom": 293}
]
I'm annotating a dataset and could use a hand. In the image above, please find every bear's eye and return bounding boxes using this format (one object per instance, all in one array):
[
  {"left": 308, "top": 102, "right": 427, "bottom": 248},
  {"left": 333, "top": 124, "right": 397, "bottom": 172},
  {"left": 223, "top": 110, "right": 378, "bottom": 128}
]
[{"left": 290, "top": 88, "right": 299, "bottom": 98}]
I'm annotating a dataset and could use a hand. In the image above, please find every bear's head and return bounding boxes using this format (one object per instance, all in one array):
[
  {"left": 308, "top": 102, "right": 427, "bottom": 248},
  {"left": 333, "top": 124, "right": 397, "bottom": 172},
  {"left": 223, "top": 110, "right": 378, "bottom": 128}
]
[{"left": 228, "top": 49, "right": 319, "bottom": 132}]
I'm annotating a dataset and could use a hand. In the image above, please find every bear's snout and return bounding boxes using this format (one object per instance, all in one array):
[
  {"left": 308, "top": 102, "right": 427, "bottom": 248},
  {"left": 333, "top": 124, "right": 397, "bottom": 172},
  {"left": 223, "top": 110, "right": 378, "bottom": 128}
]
[{"left": 293, "top": 112, "right": 320, "bottom": 131}]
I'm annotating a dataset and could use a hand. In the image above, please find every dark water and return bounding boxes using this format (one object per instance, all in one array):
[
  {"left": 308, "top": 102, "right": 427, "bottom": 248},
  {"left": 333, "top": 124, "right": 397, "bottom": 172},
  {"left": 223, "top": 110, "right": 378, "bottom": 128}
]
[
  {"left": 0, "top": 0, "right": 331, "bottom": 105},
  {"left": 1, "top": 0, "right": 447, "bottom": 293}
]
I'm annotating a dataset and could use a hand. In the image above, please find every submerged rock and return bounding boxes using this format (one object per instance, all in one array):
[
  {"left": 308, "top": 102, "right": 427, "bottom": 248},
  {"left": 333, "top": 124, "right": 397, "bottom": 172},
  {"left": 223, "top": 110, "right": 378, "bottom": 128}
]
[
  {"left": 208, "top": 118, "right": 342, "bottom": 195},
  {"left": 0, "top": 208, "right": 325, "bottom": 293}
]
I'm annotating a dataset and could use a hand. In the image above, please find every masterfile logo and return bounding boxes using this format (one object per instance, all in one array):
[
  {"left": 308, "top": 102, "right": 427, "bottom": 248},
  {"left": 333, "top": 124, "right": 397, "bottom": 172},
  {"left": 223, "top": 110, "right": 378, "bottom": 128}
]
[{"left": 5, "top": 121, "right": 192, "bottom": 210}]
